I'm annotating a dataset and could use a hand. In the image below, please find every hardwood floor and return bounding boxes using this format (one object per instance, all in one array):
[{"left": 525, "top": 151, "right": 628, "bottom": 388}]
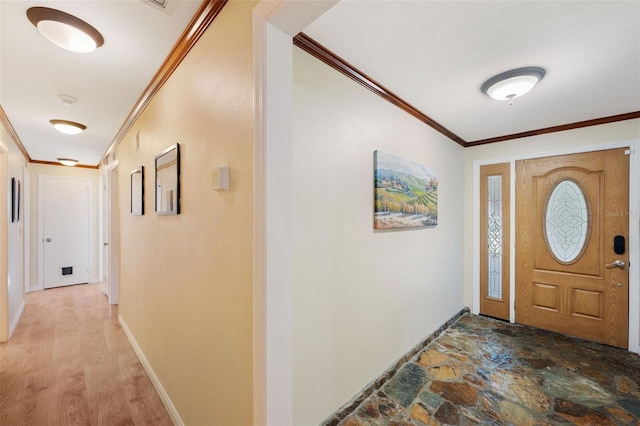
[{"left": 0, "top": 284, "right": 173, "bottom": 425}]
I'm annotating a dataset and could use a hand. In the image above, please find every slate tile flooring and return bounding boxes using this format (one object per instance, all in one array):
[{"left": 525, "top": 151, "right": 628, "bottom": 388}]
[{"left": 339, "top": 314, "right": 640, "bottom": 425}]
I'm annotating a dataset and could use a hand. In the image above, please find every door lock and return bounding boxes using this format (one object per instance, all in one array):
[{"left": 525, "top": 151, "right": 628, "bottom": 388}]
[
  {"left": 606, "top": 260, "right": 626, "bottom": 269},
  {"left": 45, "top": 238, "right": 52, "bottom": 242}
]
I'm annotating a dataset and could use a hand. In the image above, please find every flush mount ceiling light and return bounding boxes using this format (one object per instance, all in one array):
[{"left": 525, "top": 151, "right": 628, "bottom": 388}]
[
  {"left": 57, "top": 158, "right": 79, "bottom": 167},
  {"left": 26, "top": 7, "right": 104, "bottom": 53},
  {"left": 50, "top": 119, "right": 87, "bottom": 135},
  {"left": 481, "top": 67, "right": 545, "bottom": 105}
]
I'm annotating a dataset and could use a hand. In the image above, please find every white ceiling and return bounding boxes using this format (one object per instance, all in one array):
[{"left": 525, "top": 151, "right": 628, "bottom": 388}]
[
  {"left": 0, "top": 0, "right": 202, "bottom": 166},
  {"left": 303, "top": 1, "right": 640, "bottom": 143},
  {"left": 1, "top": 1, "right": 638, "bottom": 165}
]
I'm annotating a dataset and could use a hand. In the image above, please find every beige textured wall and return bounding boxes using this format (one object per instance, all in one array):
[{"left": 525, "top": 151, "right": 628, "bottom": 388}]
[{"left": 113, "top": 1, "right": 255, "bottom": 424}]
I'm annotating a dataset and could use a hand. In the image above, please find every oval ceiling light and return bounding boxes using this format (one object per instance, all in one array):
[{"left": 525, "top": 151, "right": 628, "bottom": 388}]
[
  {"left": 57, "top": 158, "right": 79, "bottom": 167},
  {"left": 26, "top": 7, "right": 104, "bottom": 53},
  {"left": 50, "top": 119, "right": 87, "bottom": 135},
  {"left": 481, "top": 67, "right": 545, "bottom": 104}
]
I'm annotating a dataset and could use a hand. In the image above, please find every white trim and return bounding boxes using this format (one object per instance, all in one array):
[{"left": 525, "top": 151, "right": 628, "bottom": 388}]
[
  {"left": 471, "top": 161, "right": 480, "bottom": 314},
  {"left": 509, "top": 162, "right": 516, "bottom": 323},
  {"left": 106, "top": 161, "right": 119, "bottom": 305},
  {"left": 252, "top": 8, "right": 267, "bottom": 426},
  {"left": 98, "top": 171, "right": 105, "bottom": 287},
  {"left": 118, "top": 315, "right": 184, "bottom": 426},
  {"left": 628, "top": 141, "right": 640, "bottom": 353},
  {"left": 23, "top": 166, "right": 30, "bottom": 293},
  {"left": 472, "top": 138, "right": 640, "bottom": 353},
  {"left": 253, "top": 2, "right": 338, "bottom": 424},
  {"left": 8, "top": 300, "right": 24, "bottom": 338}
]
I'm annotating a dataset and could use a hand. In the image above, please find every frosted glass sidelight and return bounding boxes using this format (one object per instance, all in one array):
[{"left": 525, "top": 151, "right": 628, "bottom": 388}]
[
  {"left": 487, "top": 175, "right": 502, "bottom": 299},
  {"left": 545, "top": 180, "right": 589, "bottom": 263}
]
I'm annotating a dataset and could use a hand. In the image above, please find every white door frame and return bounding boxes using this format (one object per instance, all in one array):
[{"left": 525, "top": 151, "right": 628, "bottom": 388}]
[
  {"left": 472, "top": 139, "right": 640, "bottom": 353},
  {"left": 106, "top": 162, "right": 119, "bottom": 304},
  {"left": 22, "top": 166, "right": 30, "bottom": 293},
  {"left": 37, "top": 175, "right": 92, "bottom": 291}
]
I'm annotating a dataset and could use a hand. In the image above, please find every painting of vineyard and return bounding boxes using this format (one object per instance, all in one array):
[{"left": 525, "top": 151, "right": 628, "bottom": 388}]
[{"left": 374, "top": 151, "right": 438, "bottom": 229}]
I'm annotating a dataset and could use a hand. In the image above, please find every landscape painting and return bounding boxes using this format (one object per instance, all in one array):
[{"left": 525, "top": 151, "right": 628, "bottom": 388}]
[{"left": 374, "top": 151, "right": 438, "bottom": 229}]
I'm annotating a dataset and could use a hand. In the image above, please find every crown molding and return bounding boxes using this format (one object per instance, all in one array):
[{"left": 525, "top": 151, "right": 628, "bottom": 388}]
[
  {"left": 294, "top": 33, "right": 640, "bottom": 148},
  {"left": 102, "top": 0, "right": 228, "bottom": 161},
  {"left": 0, "top": 105, "right": 32, "bottom": 161},
  {"left": 293, "top": 32, "right": 467, "bottom": 147}
]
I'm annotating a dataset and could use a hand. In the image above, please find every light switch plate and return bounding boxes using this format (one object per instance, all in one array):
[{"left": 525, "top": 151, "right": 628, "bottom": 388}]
[{"left": 213, "top": 166, "right": 229, "bottom": 191}]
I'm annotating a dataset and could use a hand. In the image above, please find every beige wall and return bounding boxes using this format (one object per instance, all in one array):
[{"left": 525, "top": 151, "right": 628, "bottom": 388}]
[
  {"left": 292, "top": 47, "right": 466, "bottom": 424},
  {"left": 113, "top": 1, "right": 255, "bottom": 424},
  {"left": 28, "top": 163, "right": 99, "bottom": 291},
  {"left": 463, "top": 118, "right": 640, "bottom": 309}
]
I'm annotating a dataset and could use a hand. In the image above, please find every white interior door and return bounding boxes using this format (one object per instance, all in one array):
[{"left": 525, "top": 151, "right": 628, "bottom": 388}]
[{"left": 42, "top": 176, "right": 90, "bottom": 289}]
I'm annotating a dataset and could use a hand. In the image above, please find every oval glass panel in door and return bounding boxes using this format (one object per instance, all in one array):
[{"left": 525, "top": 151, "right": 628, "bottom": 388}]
[{"left": 544, "top": 180, "right": 589, "bottom": 263}]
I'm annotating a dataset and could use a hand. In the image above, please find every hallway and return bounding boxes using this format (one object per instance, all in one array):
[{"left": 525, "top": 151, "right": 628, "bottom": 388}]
[
  {"left": 336, "top": 314, "right": 640, "bottom": 425},
  {"left": 0, "top": 284, "right": 172, "bottom": 425}
]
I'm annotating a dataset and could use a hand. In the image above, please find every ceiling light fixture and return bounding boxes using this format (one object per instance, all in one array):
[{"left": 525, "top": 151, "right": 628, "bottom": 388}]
[
  {"left": 50, "top": 119, "right": 87, "bottom": 135},
  {"left": 57, "top": 158, "right": 79, "bottom": 167},
  {"left": 481, "top": 67, "right": 545, "bottom": 105},
  {"left": 26, "top": 7, "right": 104, "bottom": 53}
]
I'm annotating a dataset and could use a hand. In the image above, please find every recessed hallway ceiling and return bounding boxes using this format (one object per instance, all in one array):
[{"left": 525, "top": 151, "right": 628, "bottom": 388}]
[
  {"left": 0, "top": 0, "right": 202, "bottom": 166},
  {"left": 302, "top": 1, "right": 640, "bottom": 144}
]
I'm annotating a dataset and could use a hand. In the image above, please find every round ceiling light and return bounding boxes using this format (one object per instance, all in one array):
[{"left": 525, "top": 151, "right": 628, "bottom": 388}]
[
  {"left": 481, "top": 67, "right": 545, "bottom": 104},
  {"left": 50, "top": 119, "right": 87, "bottom": 135},
  {"left": 57, "top": 158, "right": 79, "bottom": 167},
  {"left": 26, "top": 7, "right": 104, "bottom": 53}
]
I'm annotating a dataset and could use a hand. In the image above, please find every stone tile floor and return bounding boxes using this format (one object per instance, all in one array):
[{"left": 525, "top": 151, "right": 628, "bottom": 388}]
[{"left": 339, "top": 314, "right": 640, "bottom": 425}]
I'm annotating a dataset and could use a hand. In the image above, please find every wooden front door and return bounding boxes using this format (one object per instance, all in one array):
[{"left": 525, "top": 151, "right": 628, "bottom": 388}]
[{"left": 515, "top": 149, "right": 629, "bottom": 348}]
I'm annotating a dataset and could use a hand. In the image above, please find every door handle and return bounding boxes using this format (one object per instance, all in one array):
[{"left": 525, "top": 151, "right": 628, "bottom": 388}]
[
  {"left": 103, "top": 242, "right": 109, "bottom": 246},
  {"left": 606, "top": 260, "right": 626, "bottom": 269},
  {"left": 45, "top": 238, "right": 52, "bottom": 243}
]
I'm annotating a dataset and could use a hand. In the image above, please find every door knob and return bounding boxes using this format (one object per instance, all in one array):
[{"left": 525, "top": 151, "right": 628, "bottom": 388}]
[
  {"left": 45, "top": 238, "right": 52, "bottom": 242},
  {"left": 606, "top": 260, "right": 626, "bottom": 269}
]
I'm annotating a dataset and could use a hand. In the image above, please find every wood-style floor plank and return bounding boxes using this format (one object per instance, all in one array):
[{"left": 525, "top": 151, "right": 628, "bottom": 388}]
[{"left": 0, "top": 284, "right": 173, "bottom": 425}]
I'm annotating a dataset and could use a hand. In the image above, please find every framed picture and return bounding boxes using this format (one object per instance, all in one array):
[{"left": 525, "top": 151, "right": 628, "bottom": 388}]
[
  {"left": 374, "top": 151, "right": 438, "bottom": 229},
  {"left": 10, "top": 177, "right": 16, "bottom": 223},
  {"left": 155, "top": 143, "right": 180, "bottom": 215},
  {"left": 131, "top": 166, "right": 144, "bottom": 215},
  {"left": 10, "top": 178, "right": 20, "bottom": 223},
  {"left": 17, "top": 180, "right": 20, "bottom": 222}
]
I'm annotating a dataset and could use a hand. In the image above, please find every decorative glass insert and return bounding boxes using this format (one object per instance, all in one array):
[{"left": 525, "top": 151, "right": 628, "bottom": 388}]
[
  {"left": 487, "top": 175, "right": 502, "bottom": 299},
  {"left": 545, "top": 180, "right": 589, "bottom": 263}
]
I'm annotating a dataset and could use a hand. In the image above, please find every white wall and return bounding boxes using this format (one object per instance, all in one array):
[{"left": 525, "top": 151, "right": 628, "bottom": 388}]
[
  {"left": 292, "top": 47, "right": 466, "bottom": 425},
  {"left": 28, "top": 163, "right": 99, "bottom": 291},
  {"left": 0, "top": 126, "right": 28, "bottom": 341}
]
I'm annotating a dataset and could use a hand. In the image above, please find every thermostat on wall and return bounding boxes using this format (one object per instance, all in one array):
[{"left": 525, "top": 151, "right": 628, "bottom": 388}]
[{"left": 212, "top": 166, "right": 229, "bottom": 191}]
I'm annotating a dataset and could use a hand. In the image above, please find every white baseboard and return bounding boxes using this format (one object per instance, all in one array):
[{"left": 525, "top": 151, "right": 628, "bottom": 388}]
[
  {"left": 89, "top": 276, "right": 100, "bottom": 284},
  {"left": 28, "top": 284, "right": 42, "bottom": 293},
  {"left": 9, "top": 300, "right": 25, "bottom": 338},
  {"left": 118, "top": 315, "right": 184, "bottom": 426}
]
